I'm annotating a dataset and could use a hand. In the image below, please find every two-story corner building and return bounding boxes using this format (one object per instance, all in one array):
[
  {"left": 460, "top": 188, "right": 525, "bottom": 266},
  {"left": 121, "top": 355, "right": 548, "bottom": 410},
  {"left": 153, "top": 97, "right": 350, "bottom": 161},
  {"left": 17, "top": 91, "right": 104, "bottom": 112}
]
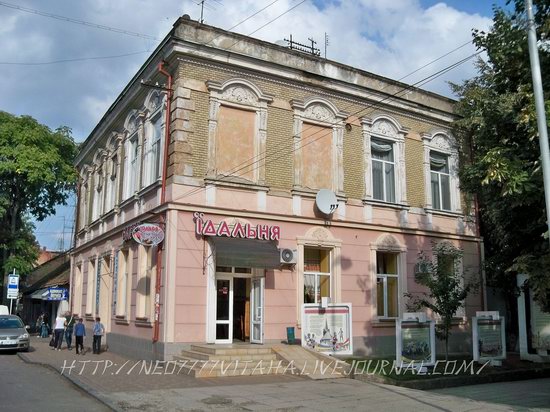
[{"left": 71, "top": 15, "right": 482, "bottom": 361}]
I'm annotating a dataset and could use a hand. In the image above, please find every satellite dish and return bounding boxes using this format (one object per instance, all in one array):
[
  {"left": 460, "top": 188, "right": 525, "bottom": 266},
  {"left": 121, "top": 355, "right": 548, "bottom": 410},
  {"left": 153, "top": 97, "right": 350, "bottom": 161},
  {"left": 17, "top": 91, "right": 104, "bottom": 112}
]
[{"left": 315, "top": 189, "right": 338, "bottom": 216}]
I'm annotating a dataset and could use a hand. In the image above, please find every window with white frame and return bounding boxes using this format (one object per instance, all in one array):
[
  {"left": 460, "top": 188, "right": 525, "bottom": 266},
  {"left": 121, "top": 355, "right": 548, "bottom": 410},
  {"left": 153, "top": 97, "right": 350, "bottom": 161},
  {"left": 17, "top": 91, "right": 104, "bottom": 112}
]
[
  {"left": 363, "top": 117, "right": 407, "bottom": 205},
  {"left": 422, "top": 132, "right": 460, "bottom": 213},
  {"left": 125, "top": 135, "right": 138, "bottom": 199},
  {"left": 371, "top": 138, "right": 395, "bottom": 202},
  {"left": 144, "top": 114, "right": 162, "bottom": 186},
  {"left": 376, "top": 251, "right": 399, "bottom": 318},
  {"left": 104, "top": 154, "right": 117, "bottom": 212},
  {"left": 430, "top": 151, "right": 451, "bottom": 211},
  {"left": 91, "top": 167, "right": 103, "bottom": 221},
  {"left": 303, "top": 247, "right": 331, "bottom": 304},
  {"left": 79, "top": 178, "right": 89, "bottom": 229}
]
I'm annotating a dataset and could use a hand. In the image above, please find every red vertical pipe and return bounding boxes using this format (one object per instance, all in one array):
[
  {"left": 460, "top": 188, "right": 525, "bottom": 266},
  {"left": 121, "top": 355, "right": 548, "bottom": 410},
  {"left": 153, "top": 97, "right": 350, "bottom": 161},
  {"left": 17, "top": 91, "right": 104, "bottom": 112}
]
[{"left": 153, "top": 61, "right": 172, "bottom": 343}]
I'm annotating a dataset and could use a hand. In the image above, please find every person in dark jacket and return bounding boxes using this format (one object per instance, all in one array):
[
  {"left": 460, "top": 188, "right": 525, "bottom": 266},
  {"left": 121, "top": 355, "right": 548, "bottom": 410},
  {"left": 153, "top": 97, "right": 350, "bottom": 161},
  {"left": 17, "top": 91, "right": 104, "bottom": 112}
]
[{"left": 74, "top": 318, "right": 86, "bottom": 355}]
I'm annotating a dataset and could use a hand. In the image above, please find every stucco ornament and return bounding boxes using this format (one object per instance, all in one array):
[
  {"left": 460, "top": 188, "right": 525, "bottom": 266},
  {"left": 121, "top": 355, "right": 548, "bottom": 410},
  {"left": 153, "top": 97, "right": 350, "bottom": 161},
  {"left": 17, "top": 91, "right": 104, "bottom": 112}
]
[
  {"left": 431, "top": 134, "right": 452, "bottom": 152},
  {"left": 222, "top": 86, "right": 257, "bottom": 105},
  {"left": 372, "top": 120, "right": 397, "bottom": 137},
  {"left": 304, "top": 104, "right": 334, "bottom": 123},
  {"left": 311, "top": 227, "right": 330, "bottom": 241},
  {"left": 376, "top": 234, "right": 401, "bottom": 251},
  {"left": 148, "top": 92, "right": 162, "bottom": 112}
]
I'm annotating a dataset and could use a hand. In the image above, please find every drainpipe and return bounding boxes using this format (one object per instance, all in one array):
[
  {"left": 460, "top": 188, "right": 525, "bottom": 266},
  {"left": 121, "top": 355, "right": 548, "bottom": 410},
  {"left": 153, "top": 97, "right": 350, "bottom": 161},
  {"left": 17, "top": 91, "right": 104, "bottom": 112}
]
[{"left": 153, "top": 61, "right": 172, "bottom": 343}]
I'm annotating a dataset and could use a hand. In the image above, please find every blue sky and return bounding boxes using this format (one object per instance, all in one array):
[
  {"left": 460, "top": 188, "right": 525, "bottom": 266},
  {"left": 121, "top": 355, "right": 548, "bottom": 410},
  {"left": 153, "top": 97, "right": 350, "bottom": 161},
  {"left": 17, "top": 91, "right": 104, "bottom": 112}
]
[{"left": 0, "top": 0, "right": 511, "bottom": 251}]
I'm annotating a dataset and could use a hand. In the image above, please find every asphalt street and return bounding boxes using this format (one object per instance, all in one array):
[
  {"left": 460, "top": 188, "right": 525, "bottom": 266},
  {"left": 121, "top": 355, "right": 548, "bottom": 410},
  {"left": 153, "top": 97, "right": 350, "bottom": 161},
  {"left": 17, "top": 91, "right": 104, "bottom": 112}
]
[{"left": 0, "top": 351, "right": 110, "bottom": 411}]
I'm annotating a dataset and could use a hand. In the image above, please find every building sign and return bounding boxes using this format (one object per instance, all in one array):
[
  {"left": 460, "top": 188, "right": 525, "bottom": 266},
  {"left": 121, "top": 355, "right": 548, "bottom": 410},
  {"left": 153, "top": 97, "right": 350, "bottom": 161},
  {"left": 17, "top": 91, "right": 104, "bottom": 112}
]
[
  {"left": 194, "top": 212, "right": 280, "bottom": 241},
  {"left": 131, "top": 223, "right": 164, "bottom": 246},
  {"left": 396, "top": 314, "right": 436, "bottom": 367},
  {"left": 301, "top": 303, "right": 352, "bottom": 355},
  {"left": 95, "top": 257, "right": 102, "bottom": 315},
  {"left": 530, "top": 300, "right": 550, "bottom": 351},
  {"left": 7, "top": 272, "right": 19, "bottom": 299},
  {"left": 43, "top": 287, "right": 68, "bottom": 301},
  {"left": 122, "top": 223, "right": 141, "bottom": 242},
  {"left": 472, "top": 312, "right": 506, "bottom": 362}
]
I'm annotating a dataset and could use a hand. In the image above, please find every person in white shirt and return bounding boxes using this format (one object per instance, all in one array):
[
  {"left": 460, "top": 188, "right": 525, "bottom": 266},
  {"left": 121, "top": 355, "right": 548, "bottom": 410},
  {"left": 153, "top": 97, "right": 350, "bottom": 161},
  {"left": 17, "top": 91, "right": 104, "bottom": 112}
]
[{"left": 53, "top": 314, "right": 65, "bottom": 351}]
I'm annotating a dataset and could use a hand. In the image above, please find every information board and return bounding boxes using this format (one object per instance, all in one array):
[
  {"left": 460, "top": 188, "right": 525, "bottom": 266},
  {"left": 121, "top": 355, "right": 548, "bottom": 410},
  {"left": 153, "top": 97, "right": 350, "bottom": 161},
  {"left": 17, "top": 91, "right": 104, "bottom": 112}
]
[
  {"left": 396, "top": 318, "right": 436, "bottom": 367},
  {"left": 301, "top": 303, "right": 352, "bottom": 355},
  {"left": 472, "top": 315, "right": 506, "bottom": 361}
]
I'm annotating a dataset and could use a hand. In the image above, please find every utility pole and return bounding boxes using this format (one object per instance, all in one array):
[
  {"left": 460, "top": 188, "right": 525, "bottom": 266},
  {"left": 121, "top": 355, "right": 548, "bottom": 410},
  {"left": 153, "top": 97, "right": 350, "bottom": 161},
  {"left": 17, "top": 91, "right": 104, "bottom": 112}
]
[{"left": 525, "top": 0, "right": 550, "bottom": 246}]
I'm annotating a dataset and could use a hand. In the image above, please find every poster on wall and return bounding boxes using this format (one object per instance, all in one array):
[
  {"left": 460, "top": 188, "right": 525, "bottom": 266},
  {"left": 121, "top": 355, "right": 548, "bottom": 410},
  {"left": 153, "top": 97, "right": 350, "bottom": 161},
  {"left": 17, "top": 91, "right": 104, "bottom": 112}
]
[
  {"left": 472, "top": 312, "right": 506, "bottom": 362},
  {"left": 301, "top": 303, "right": 352, "bottom": 355},
  {"left": 396, "top": 313, "right": 436, "bottom": 367},
  {"left": 530, "top": 299, "right": 550, "bottom": 351}
]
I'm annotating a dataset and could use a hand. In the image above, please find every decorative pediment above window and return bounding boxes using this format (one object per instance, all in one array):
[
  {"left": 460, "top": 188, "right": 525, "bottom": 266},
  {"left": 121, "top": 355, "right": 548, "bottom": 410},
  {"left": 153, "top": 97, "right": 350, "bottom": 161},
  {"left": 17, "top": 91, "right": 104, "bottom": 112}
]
[
  {"left": 145, "top": 90, "right": 163, "bottom": 113},
  {"left": 292, "top": 98, "right": 348, "bottom": 125},
  {"left": 372, "top": 119, "right": 398, "bottom": 138},
  {"left": 374, "top": 234, "right": 404, "bottom": 252},
  {"left": 207, "top": 79, "right": 273, "bottom": 106},
  {"left": 430, "top": 133, "right": 453, "bottom": 152}
]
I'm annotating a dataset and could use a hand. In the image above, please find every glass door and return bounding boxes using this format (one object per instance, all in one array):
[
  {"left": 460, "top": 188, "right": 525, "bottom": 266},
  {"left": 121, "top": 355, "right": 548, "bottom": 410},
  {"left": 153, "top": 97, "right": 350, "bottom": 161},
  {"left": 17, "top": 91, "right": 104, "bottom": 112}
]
[
  {"left": 215, "top": 277, "right": 233, "bottom": 343},
  {"left": 250, "top": 277, "right": 264, "bottom": 344}
]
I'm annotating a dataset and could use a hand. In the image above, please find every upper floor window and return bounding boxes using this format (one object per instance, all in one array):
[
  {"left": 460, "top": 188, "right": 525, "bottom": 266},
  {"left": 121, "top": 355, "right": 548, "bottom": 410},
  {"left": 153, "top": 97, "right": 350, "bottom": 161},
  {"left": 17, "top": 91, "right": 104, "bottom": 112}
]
[
  {"left": 430, "top": 151, "right": 451, "bottom": 211},
  {"left": 91, "top": 166, "right": 103, "bottom": 221},
  {"left": 363, "top": 117, "right": 407, "bottom": 205},
  {"left": 124, "top": 134, "right": 138, "bottom": 199},
  {"left": 371, "top": 139, "right": 395, "bottom": 203},
  {"left": 105, "top": 154, "right": 117, "bottom": 212},
  {"left": 206, "top": 79, "right": 272, "bottom": 185},
  {"left": 422, "top": 132, "right": 460, "bottom": 213},
  {"left": 143, "top": 91, "right": 164, "bottom": 187},
  {"left": 292, "top": 98, "right": 347, "bottom": 193}
]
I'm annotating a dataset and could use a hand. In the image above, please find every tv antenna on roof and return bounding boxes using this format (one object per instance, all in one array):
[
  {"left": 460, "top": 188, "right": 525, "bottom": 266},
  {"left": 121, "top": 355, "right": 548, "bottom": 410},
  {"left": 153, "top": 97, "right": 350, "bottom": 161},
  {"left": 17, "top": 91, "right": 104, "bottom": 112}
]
[{"left": 196, "top": 0, "right": 219, "bottom": 24}]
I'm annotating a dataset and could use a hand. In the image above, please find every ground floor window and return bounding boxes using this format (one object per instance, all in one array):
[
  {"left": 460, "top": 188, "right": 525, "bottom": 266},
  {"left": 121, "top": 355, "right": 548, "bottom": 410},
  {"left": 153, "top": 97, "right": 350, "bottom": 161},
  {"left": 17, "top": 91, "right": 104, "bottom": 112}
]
[
  {"left": 304, "top": 248, "right": 331, "bottom": 304},
  {"left": 376, "top": 251, "right": 399, "bottom": 318}
]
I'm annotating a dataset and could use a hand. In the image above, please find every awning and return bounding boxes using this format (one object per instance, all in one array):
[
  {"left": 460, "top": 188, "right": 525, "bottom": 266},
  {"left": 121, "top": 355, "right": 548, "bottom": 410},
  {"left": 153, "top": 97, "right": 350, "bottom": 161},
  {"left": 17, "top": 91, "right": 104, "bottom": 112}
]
[
  {"left": 211, "top": 237, "right": 280, "bottom": 269},
  {"left": 30, "top": 288, "right": 49, "bottom": 300}
]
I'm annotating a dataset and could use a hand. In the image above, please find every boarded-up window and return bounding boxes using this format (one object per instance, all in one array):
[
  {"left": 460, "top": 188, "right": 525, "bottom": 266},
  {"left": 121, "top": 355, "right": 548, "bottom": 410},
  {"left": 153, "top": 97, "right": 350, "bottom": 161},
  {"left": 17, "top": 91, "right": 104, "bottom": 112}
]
[
  {"left": 301, "top": 123, "right": 332, "bottom": 189},
  {"left": 215, "top": 106, "right": 255, "bottom": 181}
]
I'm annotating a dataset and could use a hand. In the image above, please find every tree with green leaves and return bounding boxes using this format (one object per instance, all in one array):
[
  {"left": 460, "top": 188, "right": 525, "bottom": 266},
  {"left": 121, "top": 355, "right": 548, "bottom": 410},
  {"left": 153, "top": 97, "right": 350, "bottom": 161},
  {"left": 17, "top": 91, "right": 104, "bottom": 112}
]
[
  {"left": 407, "top": 242, "right": 476, "bottom": 361},
  {"left": 0, "top": 111, "right": 77, "bottom": 303},
  {"left": 451, "top": 0, "right": 550, "bottom": 319}
]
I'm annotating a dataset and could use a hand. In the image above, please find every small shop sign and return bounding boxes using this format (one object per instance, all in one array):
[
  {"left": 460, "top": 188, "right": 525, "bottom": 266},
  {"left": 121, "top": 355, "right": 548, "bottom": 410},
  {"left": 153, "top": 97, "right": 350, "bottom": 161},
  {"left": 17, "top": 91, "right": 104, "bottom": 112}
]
[
  {"left": 193, "top": 212, "right": 280, "bottom": 241},
  {"left": 43, "top": 287, "right": 68, "bottom": 301},
  {"left": 124, "top": 223, "right": 165, "bottom": 246}
]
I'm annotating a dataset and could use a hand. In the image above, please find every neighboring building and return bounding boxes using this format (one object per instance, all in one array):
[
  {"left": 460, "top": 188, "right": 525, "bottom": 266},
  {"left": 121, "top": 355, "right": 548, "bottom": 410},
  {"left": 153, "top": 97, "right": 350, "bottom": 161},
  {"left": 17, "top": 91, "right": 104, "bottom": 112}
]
[
  {"left": 71, "top": 16, "right": 482, "bottom": 360},
  {"left": 35, "top": 247, "right": 61, "bottom": 267},
  {"left": 21, "top": 252, "right": 70, "bottom": 330}
]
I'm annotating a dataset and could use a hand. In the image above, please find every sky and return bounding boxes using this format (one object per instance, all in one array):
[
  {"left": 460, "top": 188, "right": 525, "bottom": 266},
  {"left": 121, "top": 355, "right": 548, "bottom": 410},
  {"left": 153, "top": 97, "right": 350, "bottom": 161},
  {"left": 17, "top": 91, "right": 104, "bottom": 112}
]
[{"left": 0, "top": 0, "right": 510, "bottom": 251}]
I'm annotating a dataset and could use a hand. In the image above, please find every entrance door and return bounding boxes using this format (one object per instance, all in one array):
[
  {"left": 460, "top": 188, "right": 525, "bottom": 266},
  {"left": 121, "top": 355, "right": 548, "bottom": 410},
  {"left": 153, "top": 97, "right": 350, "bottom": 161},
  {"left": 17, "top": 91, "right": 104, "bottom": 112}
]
[
  {"left": 250, "top": 277, "right": 264, "bottom": 344},
  {"left": 215, "top": 277, "right": 233, "bottom": 343}
]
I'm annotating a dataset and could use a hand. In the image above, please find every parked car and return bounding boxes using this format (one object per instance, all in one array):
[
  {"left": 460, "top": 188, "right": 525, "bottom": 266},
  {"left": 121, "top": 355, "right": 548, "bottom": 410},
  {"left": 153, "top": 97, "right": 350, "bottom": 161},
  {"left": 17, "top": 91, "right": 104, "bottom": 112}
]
[{"left": 0, "top": 315, "right": 30, "bottom": 352}]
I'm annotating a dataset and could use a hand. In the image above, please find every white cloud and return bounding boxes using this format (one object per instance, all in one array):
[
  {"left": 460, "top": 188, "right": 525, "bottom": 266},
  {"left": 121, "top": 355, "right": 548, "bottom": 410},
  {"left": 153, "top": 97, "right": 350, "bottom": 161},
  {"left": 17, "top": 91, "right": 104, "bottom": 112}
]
[{"left": 0, "top": 0, "right": 493, "bottom": 141}]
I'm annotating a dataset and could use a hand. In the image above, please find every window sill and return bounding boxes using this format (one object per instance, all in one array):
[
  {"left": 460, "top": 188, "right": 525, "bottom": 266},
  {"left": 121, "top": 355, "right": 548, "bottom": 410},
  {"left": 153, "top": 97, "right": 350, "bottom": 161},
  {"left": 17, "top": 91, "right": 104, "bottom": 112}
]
[
  {"left": 137, "top": 180, "right": 161, "bottom": 197},
  {"left": 204, "top": 177, "right": 269, "bottom": 192},
  {"left": 363, "top": 199, "right": 409, "bottom": 210},
  {"left": 114, "top": 316, "right": 130, "bottom": 326},
  {"left": 424, "top": 207, "right": 463, "bottom": 218},
  {"left": 135, "top": 317, "right": 153, "bottom": 328},
  {"left": 291, "top": 188, "right": 347, "bottom": 202},
  {"left": 372, "top": 319, "right": 397, "bottom": 328}
]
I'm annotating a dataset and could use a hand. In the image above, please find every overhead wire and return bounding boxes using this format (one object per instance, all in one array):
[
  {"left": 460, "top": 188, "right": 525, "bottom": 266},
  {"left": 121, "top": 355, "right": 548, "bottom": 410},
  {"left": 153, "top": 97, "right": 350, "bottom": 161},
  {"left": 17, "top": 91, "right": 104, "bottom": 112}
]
[
  {"left": 170, "top": 49, "right": 482, "bottom": 204},
  {"left": 0, "top": 51, "right": 150, "bottom": 66}
]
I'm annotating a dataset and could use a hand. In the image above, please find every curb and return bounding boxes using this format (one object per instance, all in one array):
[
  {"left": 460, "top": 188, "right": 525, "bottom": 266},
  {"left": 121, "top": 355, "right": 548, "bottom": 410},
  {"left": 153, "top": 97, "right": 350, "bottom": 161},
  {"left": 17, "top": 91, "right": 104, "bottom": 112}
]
[
  {"left": 18, "top": 351, "right": 121, "bottom": 412},
  {"left": 351, "top": 366, "right": 550, "bottom": 390}
]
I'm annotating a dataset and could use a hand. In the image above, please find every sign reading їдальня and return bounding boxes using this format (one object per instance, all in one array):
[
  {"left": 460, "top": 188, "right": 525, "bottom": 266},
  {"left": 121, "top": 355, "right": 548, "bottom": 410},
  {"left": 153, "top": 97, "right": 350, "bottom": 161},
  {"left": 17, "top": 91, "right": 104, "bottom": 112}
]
[{"left": 193, "top": 212, "right": 280, "bottom": 241}]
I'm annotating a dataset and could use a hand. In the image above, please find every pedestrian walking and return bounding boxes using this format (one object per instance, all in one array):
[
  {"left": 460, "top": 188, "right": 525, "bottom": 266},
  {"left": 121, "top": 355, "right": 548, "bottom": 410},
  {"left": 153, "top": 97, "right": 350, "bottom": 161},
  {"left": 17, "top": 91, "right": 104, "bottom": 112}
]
[
  {"left": 42, "top": 312, "right": 50, "bottom": 338},
  {"left": 53, "top": 314, "right": 65, "bottom": 351},
  {"left": 74, "top": 318, "right": 86, "bottom": 355},
  {"left": 64, "top": 312, "right": 75, "bottom": 350},
  {"left": 92, "top": 317, "right": 105, "bottom": 354},
  {"left": 36, "top": 314, "right": 43, "bottom": 337}
]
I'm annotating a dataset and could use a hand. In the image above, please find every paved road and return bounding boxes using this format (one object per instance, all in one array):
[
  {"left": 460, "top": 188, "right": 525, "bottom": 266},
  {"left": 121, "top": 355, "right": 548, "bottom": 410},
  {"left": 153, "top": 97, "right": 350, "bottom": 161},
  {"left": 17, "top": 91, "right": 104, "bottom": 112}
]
[
  {"left": 432, "top": 378, "right": 550, "bottom": 410},
  {"left": 0, "top": 352, "right": 110, "bottom": 411}
]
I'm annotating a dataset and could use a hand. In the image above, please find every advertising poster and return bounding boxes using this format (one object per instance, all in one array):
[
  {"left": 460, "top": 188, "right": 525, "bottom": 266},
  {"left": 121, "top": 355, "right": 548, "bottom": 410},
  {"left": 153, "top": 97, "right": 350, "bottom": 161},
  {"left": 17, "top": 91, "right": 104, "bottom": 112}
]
[
  {"left": 302, "top": 303, "right": 352, "bottom": 355},
  {"left": 531, "top": 300, "right": 550, "bottom": 351},
  {"left": 472, "top": 314, "right": 506, "bottom": 362},
  {"left": 478, "top": 321, "right": 504, "bottom": 358},
  {"left": 400, "top": 323, "right": 432, "bottom": 363}
]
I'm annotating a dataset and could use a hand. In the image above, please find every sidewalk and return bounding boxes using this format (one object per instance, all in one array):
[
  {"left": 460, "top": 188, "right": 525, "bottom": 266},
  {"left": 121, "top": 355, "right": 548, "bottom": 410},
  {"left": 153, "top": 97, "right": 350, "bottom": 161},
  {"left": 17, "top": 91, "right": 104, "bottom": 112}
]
[{"left": 19, "top": 337, "right": 548, "bottom": 411}]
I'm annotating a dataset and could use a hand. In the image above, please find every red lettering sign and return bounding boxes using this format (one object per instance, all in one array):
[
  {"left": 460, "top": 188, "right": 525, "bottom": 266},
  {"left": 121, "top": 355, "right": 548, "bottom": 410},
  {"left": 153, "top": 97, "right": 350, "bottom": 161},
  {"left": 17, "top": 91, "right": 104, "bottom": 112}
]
[{"left": 193, "top": 212, "right": 280, "bottom": 241}]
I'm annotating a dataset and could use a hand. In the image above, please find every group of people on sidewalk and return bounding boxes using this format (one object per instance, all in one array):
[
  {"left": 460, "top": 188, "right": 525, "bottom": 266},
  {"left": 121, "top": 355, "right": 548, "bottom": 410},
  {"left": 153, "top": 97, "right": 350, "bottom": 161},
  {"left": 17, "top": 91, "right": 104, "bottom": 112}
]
[{"left": 40, "top": 312, "right": 105, "bottom": 354}]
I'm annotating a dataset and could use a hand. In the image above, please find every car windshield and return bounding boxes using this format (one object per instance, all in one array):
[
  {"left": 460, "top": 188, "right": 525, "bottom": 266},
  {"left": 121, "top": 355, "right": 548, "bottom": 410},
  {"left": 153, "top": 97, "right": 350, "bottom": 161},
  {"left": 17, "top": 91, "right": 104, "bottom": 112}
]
[{"left": 0, "top": 318, "right": 24, "bottom": 329}]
